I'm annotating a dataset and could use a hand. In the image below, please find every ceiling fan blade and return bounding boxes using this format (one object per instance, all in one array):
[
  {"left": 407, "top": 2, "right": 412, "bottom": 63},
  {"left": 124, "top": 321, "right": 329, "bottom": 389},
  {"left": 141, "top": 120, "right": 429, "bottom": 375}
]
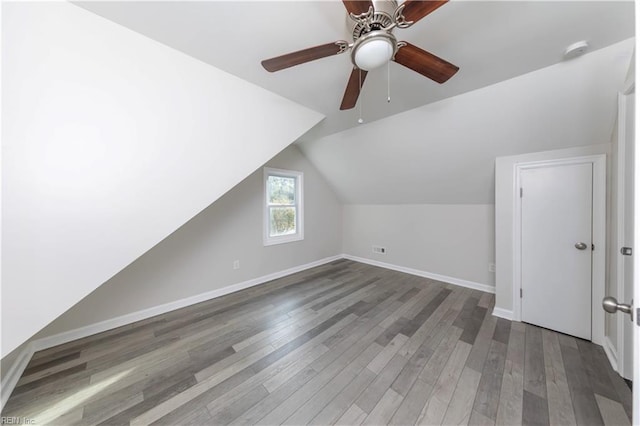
[
  {"left": 342, "top": 1, "right": 374, "bottom": 16},
  {"left": 262, "top": 41, "right": 347, "bottom": 72},
  {"left": 340, "top": 67, "right": 368, "bottom": 110},
  {"left": 394, "top": 42, "right": 459, "bottom": 84},
  {"left": 397, "top": 0, "right": 448, "bottom": 24}
]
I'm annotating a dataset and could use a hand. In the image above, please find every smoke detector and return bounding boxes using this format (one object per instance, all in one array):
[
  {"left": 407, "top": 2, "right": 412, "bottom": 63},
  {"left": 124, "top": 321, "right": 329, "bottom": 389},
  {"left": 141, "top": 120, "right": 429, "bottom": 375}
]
[{"left": 564, "top": 41, "right": 589, "bottom": 60}]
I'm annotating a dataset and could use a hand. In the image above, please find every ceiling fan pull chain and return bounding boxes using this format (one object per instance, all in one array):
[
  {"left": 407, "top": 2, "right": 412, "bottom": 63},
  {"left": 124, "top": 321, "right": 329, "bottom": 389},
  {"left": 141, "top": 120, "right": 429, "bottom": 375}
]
[
  {"left": 387, "top": 60, "right": 391, "bottom": 103},
  {"left": 358, "top": 68, "right": 364, "bottom": 124}
]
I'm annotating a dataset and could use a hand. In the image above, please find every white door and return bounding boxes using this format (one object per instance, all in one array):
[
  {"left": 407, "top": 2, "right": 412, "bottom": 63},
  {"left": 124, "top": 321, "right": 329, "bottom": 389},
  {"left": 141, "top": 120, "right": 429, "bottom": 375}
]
[
  {"left": 628, "top": 90, "right": 638, "bottom": 424},
  {"left": 520, "top": 163, "right": 593, "bottom": 340},
  {"left": 633, "top": 150, "right": 639, "bottom": 426},
  {"left": 621, "top": 93, "right": 635, "bottom": 380}
]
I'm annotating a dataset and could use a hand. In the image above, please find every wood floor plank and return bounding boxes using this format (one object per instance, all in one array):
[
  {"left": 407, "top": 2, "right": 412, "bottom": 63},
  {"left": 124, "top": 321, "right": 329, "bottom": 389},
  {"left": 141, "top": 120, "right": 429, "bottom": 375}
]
[
  {"left": 594, "top": 394, "right": 631, "bottom": 426},
  {"left": 229, "top": 367, "right": 318, "bottom": 426},
  {"left": 418, "top": 326, "right": 463, "bottom": 385},
  {"left": 492, "top": 318, "right": 512, "bottom": 345},
  {"left": 465, "top": 309, "right": 498, "bottom": 373},
  {"left": 560, "top": 343, "right": 605, "bottom": 426},
  {"left": 51, "top": 407, "right": 84, "bottom": 425},
  {"left": 400, "top": 285, "right": 444, "bottom": 321},
  {"left": 575, "top": 339, "right": 620, "bottom": 402},
  {"left": 541, "top": 329, "right": 576, "bottom": 426},
  {"left": 214, "top": 340, "right": 330, "bottom": 419},
  {"left": 495, "top": 322, "right": 525, "bottom": 426},
  {"left": 417, "top": 340, "right": 472, "bottom": 425},
  {"left": 255, "top": 324, "right": 387, "bottom": 425},
  {"left": 469, "top": 408, "right": 496, "bottom": 425},
  {"left": 361, "top": 388, "right": 404, "bottom": 425},
  {"left": 472, "top": 340, "right": 508, "bottom": 422},
  {"left": 556, "top": 332, "right": 578, "bottom": 349},
  {"left": 311, "top": 293, "right": 407, "bottom": 372},
  {"left": 12, "top": 363, "right": 88, "bottom": 396},
  {"left": 375, "top": 317, "right": 410, "bottom": 347},
  {"left": 460, "top": 305, "right": 487, "bottom": 345},
  {"left": 19, "top": 331, "right": 156, "bottom": 387},
  {"left": 134, "top": 313, "right": 357, "bottom": 426},
  {"left": 100, "top": 370, "right": 199, "bottom": 426},
  {"left": 207, "top": 384, "right": 270, "bottom": 425},
  {"left": 21, "top": 351, "right": 81, "bottom": 377},
  {"left": 389, "top": 377, "right": 433, "bottom": 426},
  {"left": 79, "top": 389, "right": 145, "bottom": 425},
  {"left": 281, "top": 342, "right": 381, "bottom": 425},
  {"left": 336, "top": 404, "right": 368, "bottom": 425},
  {"left": 2, "top": 260, "right": 631, "bottom": 426},
  {"left": 522, "top": 389, "right": 550, "bottom": 426},
  {"left": 231, "top": 297, "right": 409, "bottom": 425},
  {"left": 523, "top": 324, "right": 547, "bottom": 399},
  {"left": 309, "top": 367, "right": 376, "bottom": 425},
  {"left": 366, "top": 333, "right": 409, "bottom": 374},
  {"left": 262, "top": 344, "right": 330, "bottom": 393},
  {"left": 478, "top": 293, "right": 493, "bottom": 309},
  {"left": 604, "top": 357, "right": 633, "bottom": 420},
  {"left": 355, "top": 354, "right": 408, "bottom": 413},
  {"left": 441, "top": 366, "right": 482, "bottom": 425},
  {"left": 399, "top": 289, "right": 452, "bottom": 337},
  {"left": 453, "top": 296, "right": 479, "bottom": 328},
  {"left": 397, "top": 288, "right": 464, "bottom": 360}
]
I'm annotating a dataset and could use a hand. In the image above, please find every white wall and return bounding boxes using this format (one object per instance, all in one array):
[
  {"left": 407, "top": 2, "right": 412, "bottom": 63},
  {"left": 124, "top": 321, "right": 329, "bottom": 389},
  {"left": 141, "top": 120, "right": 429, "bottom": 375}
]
[
  {"left": 1, "top": 2, "right": 323, "bottom": 357},
  {"left": 494, "top": 144, "right": 611, "bottom": 320},
  {"left": 299, "top": 38, "right": 634, "bottom": 205},
  {"left": 342, "top": 204, "right": 495, "bottom": 288},
  {"left": 34, "top": 146, "right": 342, "bottom": 338}
]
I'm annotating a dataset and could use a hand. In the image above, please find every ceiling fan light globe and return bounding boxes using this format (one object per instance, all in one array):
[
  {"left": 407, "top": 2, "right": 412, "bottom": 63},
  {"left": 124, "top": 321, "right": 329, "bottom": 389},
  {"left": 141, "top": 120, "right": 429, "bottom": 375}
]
[{"left": 354, "top": 37, "right": 394, "bottom": 71}]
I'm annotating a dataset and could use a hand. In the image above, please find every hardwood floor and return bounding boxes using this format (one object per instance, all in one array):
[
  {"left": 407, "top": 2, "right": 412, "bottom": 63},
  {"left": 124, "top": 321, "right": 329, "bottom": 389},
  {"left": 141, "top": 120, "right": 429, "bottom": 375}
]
[{"left": 2, "top": 260, "right": 632, "bottom": 425}]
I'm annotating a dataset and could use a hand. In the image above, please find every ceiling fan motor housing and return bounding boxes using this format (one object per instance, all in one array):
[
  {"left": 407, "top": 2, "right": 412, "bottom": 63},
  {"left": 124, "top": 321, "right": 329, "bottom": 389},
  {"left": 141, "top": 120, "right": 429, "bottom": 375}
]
[
  {"left": 261, "top": 0, "right": 459, "bottom": 110},
  {"left": 349, "top": 0, "right": 398, "bottom": 39}
]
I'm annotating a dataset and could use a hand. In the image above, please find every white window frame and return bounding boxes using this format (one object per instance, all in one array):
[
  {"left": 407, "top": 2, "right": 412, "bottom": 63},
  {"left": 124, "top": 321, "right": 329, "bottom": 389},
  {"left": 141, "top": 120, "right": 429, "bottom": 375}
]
[{"left": 263, "top": 167, "right": 304, "bottom": 246}]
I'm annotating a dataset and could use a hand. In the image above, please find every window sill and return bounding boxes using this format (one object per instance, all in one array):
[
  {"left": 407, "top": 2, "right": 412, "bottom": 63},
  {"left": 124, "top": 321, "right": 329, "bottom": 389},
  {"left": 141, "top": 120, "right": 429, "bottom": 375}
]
[{"left": 264, "top": 234, "right": 304, "bottom": 246}]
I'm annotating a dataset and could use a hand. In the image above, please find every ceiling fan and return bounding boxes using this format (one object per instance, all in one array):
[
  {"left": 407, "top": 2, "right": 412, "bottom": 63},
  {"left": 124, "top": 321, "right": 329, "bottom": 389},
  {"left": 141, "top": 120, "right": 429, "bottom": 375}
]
[{"left": 261, "top": 0, "right": 459, "bottom": 110}]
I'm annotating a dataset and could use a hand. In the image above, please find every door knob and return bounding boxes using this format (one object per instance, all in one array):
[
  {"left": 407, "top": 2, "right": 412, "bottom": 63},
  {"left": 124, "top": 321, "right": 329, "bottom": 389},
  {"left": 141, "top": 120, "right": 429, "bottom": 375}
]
[
  {"left": 602, "top": 297, "right": 634, "bottom": 321},
  {"left": 575, "top": 242, "right": 588, "bottom": 250}
]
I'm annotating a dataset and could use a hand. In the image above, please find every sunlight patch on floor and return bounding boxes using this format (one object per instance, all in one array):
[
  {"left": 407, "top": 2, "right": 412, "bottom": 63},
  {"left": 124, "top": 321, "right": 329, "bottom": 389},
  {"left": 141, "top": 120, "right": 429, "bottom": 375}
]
[{"left": 33, "top": 368, "right": 134, "bottom": 424}]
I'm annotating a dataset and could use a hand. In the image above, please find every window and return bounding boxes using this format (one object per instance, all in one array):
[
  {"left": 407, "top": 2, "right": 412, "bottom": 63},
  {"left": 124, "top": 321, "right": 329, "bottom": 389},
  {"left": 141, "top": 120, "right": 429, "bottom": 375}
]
[{"left": 264, "top": 167, "right": 303, "bottom": 246}]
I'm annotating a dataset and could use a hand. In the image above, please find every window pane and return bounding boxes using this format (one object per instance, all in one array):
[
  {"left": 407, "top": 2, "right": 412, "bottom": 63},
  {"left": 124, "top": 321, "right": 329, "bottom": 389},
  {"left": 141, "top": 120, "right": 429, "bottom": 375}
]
[
  {"left": 268, "top": 176, "right": 295, "bottom": 205},
  {"left": 269, "top": 207, "right": 296, "bottom": 237}
]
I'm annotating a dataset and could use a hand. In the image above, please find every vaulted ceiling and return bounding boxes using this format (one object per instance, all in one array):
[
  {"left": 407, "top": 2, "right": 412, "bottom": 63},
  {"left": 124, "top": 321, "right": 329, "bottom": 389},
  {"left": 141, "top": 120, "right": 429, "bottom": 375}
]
[
  {"left": 75, "top": 1, "right": 634, "bottom": 142},
  {"left": 75, "top": 1, "right": 634, "bottom": 205}
]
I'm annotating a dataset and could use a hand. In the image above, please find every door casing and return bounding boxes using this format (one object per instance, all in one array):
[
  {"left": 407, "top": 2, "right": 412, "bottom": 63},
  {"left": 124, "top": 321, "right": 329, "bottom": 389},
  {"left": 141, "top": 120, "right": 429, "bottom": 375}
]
[
  {"left": 616, "top": 88, "right": 635, "bottom": 379},
  {"left": 513, "top": 154, "right": 606, "bottom": 345}
]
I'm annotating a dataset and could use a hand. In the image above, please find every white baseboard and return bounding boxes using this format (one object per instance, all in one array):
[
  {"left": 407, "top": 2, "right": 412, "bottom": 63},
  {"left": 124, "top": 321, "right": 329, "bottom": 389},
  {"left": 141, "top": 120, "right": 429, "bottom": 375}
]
[
  {"left": 1, "top": 343, "right": 35, "bottom": 411},
  {"left": 603, "top": 336, "right": 619, "bottom": 373},
  {"left": 492, "top": 307, "right": 514, "bottom": 321},
  {"left": 32, "top": 254, "right": 343, "bottom": 352},
  {"left": 341, "top": 254, "right": 495, "bottom": 294}
]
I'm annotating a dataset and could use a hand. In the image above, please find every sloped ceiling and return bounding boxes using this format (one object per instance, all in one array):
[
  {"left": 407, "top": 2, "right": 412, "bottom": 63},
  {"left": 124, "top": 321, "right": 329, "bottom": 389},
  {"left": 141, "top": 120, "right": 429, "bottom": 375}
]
[
  {"left": 75, "top": 1, "right": 634, "bottom": 141},
  {"left": 2, "top": 2, "right": 323, "bottom": 357},
  {"left": 299, "top": 38, "right": 635, "bottom": 204},
  {"left": 74, "top": 1, "right": 634, "bottom": 205}
]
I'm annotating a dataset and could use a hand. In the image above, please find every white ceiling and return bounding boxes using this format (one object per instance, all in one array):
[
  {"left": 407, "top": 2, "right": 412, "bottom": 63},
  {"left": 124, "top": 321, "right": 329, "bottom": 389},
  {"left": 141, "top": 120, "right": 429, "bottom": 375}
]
[
  {"left": 298, "top": 38, "right": 634, "bottom": 204},
  {"left": 75, "top": 1, "right": 634, "bottom": 142}
]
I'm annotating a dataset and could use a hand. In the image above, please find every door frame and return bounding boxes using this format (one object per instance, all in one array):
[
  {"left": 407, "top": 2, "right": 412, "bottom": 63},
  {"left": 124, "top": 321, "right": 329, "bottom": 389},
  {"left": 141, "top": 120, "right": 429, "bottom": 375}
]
[
  {"left": 512, "top": 154, "right": 606, "bottom": 345},
  {"left": 615, "top": 85, "right": 635, "bottom": 378}
]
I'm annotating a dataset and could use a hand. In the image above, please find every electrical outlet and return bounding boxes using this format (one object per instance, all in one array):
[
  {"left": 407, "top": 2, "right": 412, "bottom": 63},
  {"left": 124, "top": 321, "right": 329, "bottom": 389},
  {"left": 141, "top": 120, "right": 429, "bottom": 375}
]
[
  {"left": 233, "top": 260, "right": 240, "bottom": 270},
  {"left": 372, "top": 246, "right": 386, "bottom": 254},
  {"left": 489, "top": 263, "right": 496, "bottom": 273}
]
